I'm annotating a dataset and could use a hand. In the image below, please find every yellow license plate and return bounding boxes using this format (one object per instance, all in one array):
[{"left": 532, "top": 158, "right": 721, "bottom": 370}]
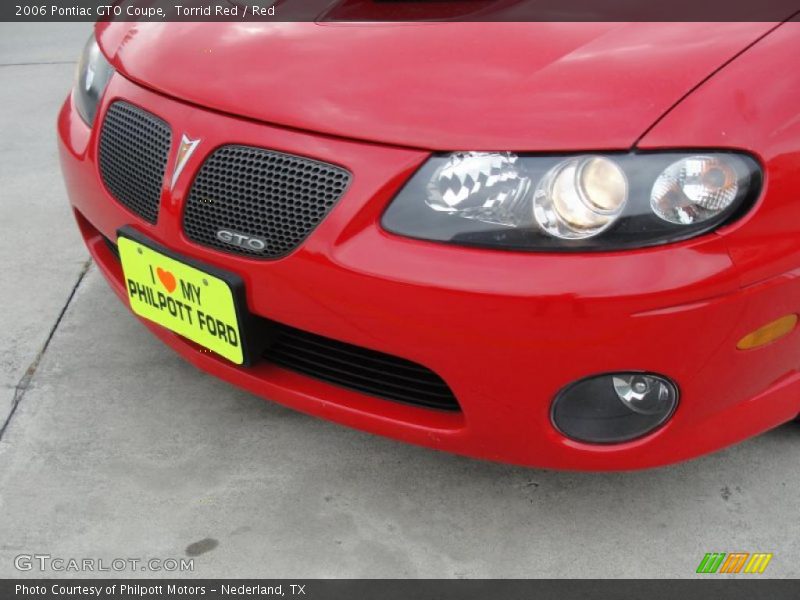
[{"left": 118, "top": 234, "right": 245, "bottom": 365}]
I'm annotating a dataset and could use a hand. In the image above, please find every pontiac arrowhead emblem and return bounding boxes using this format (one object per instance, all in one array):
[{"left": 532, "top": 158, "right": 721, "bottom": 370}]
[{"left": 170, "top": 134, "right": 201, "bottom": 190}]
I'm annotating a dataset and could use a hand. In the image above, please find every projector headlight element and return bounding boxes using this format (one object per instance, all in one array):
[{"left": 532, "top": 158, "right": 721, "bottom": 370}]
[
  {"left": 74, "top": 36, "right": 115, "bottom": 126},
  {"left": 534, "top": 156, "right": 628, "bottom": 239},
  {"left": 382, "top": 151, "right": 760, "bottom": 251}
]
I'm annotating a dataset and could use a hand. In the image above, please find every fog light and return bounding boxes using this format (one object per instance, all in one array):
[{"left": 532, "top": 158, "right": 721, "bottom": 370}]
[{"left": 551, "top": 372, "right": 678, "bottom": 444}]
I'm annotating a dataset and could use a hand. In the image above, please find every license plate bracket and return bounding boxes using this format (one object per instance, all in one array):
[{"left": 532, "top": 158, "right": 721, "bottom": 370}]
[{"left": 116, "top": 226, "right": 257, "bottom": 366}]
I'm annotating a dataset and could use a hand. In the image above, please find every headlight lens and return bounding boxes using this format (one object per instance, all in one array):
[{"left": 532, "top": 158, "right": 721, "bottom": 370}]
[
  {"left": 533, "top": 156, "right": 628, "bottom": 239},
  {"left": 74, "top": 36, "right": 115, "bottom": 126},
  {"left": 382, "top": 151, "right": 760, "bottom": 251},
  {"left": 650, "top": 155, "right": 739, "bottom": 225},
  {"left": 426, "top": 152, "right": 531, "bottom": 226}
]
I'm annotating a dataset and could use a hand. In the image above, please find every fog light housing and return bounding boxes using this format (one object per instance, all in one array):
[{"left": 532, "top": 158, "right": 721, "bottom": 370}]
[{"left": 551, "top": 373, "right": 678, "bottom": 444}]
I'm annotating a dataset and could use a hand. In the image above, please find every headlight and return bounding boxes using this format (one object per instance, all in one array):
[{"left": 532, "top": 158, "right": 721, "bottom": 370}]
[
  {"left": 382, "top": 151, "right": 761, "bottom": 251},
  {"left": 650, "top": 155, "right": 739, "bottom": 225},
  {"left": 534, "top": 156, "right": 628, "bottom": 239},
  {"left": 74, "top": 36, "right": 115, "bottom": 126},
  {"left": 425, "top": 152, "right": 530, "bottom": 227}
]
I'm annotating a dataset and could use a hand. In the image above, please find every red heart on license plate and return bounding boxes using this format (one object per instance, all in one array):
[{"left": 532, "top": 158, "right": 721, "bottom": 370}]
[{"left": 156, "top": 267, "right": 177, "bottom": 293}]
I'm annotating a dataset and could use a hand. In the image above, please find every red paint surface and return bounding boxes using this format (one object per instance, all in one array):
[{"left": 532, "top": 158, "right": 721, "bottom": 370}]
[
  {"left": 95, "top": 21, "right": 776, "bottom": 150},
  {"left": 58, "top": 22, "right": 800, "bottom": 469}
]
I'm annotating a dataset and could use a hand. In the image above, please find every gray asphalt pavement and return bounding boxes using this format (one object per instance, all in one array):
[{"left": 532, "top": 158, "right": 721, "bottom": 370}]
[{"left": 1, "top": 23, "right": 798, "bottom": 579}]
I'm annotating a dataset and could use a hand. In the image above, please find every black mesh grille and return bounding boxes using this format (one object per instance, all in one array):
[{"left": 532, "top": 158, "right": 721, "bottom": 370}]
[
  {"left": 182, "top": 145, "right": 351, "bottom": 258},
  {"left": 98, "top": 102, "right": 172, "bottom": 224},
  {"left": 266, "top": 324, "right": 459, "bottom": 411}
]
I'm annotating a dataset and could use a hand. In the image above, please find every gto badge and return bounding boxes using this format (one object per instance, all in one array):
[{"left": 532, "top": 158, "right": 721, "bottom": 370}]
[
  {"left": 170, "top": 134, "right": 201, "bottom": 190},
  {"left": 217, "top": 229, "right": 268, "bottom": 252}
]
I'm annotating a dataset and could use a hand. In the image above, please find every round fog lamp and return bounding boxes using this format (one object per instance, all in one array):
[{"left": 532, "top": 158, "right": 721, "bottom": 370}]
[{"left": 551, "top": 372, "right": 678, "bottom": 444}]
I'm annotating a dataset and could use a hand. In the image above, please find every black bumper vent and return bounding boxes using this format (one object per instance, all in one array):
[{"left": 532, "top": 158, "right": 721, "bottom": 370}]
[
  {"left": 98, "top": 102, "right": 172, "bottom": 224},
  {"left": 266, "top": 324, "right": 459, "bottom": 411},
  {"left": 101, "top": 235, "right": 456, "bottom": 411},
  {"left": 182, "top": 145, "right": 351, "bottom": 259}
]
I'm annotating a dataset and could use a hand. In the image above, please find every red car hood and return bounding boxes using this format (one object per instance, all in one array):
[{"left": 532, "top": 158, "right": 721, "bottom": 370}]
[{"left": 97, "top": 22, "right": 775, "bottom": 151}]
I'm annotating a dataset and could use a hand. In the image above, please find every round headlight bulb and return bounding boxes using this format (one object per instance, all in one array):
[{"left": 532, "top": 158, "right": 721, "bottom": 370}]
[
  {"left": 534, "top": 156, "right": 628, "bottom": 239},
  {"left": 650, "top": 155, "right": 739, "bottom": 225}
]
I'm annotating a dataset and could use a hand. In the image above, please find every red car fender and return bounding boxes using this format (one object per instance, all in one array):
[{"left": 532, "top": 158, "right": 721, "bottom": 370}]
[{"left": 639, "top": 21, "right": 800, "bottom": 288}]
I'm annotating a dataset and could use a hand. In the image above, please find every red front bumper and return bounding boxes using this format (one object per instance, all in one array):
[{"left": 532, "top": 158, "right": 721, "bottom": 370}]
[{"left": 58, "top": 74, "right": 800, "bottom": 470}]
